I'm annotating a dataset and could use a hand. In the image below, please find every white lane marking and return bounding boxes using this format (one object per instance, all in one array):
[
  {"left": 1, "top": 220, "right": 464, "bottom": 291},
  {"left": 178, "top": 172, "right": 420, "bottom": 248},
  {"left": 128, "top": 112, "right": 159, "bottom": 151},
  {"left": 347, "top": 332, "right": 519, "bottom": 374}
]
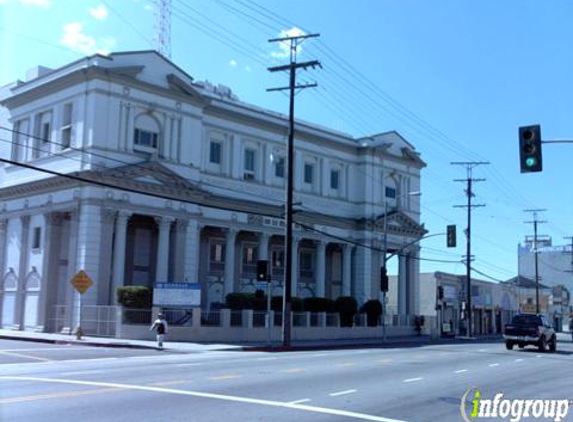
[
  {"left": 0, "top": 350, "right": 52, "bottom": 362},
  {"left": 536, "top": 355, "right": 542, "bottom": 358},
  {"left": 174, "top": 363, "right": 203, "bottom": 367},
  {"left": 330, "top": 389, "right": 357, "bottom": 397},
  {"left": 289, "top": 399, "right": 311, "bottom": 405},
  {"left": 1, "top": 376, "right": 412, "bottom": 422},
  {"left": 454, "top": 369, "right": 468, "bottom": 374},
  {"left": 514, "top": 359, "right": 524, "bottom": 362},
  {"left": 488, "top": 363, "right": 499, "bottom": 367},
  {"left": 403, "top": 377, "right": 423, "bottom": 383},
  {"left": 0, "top": 347, "right": 102, "bottom": 352},
  {"left": 311, "top": 354, "right": 328, "bottom": 358},
  {"left": 61, "top": 370, "right": 104, "bottom": 376},
  {"left": 478, "top": 349, "right": 487, "bottom": 352},
  {"left": 255, "top": 357, "right": 278, "bottom": 361}
]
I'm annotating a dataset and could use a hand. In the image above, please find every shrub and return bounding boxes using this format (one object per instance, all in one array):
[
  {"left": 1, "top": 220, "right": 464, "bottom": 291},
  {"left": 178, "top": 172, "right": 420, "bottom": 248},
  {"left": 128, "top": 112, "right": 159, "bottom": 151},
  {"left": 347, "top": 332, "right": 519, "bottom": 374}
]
[
  {"left": 303, "top": 297, "right": 335, "bottom": 313},
  {"left": 335, "top": 296, "right": 358, "bottom": 327},
  {"left": 225, "top": 293, "right": 253, "bottom": 310},
  {"left": 270, "top": 296, "right": 303, "bottom": 312},
  {"left": 116, "top": 285, "right": 153, "bottom": 309},
  {"left": 361, "top": 300, "right": 383, "bottom": 327}
]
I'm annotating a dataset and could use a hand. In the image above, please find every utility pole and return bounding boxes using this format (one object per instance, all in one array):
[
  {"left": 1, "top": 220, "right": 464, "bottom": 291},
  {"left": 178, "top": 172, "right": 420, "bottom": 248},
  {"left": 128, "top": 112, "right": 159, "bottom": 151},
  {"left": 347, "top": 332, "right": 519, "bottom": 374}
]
[
  {"left": 524, "top": 209, "right": 547, "bottom": 314},
  {"left": 563, "top": 236, "right": 573, "bottom": 274},
  {"left": 268, "top": 33, "right": 321, "bottom": 348},
  {"left": 452, "top": 161, "right": 489, "bottom": 338}
]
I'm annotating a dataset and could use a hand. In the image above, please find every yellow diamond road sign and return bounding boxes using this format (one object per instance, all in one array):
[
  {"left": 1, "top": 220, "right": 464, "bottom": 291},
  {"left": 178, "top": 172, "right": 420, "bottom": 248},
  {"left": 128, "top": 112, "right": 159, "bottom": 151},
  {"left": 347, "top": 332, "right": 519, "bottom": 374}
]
[{"left": 71, "top": 270, "right": 93, "bottom": 295}]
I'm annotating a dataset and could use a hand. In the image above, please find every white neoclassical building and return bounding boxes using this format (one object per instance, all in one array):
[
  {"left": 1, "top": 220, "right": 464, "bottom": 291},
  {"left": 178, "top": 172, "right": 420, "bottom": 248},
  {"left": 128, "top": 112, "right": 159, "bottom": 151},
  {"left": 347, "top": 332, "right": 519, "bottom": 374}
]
[{"left": 0, "top": 51, "right": 426, "bottom": 333}]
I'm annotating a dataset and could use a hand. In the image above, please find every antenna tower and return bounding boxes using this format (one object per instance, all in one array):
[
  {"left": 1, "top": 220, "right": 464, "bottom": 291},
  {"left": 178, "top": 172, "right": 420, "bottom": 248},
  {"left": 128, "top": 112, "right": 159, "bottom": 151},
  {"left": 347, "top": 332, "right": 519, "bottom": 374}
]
[{"left": 155, "top": 0, "right": 172, "bottom": 59}]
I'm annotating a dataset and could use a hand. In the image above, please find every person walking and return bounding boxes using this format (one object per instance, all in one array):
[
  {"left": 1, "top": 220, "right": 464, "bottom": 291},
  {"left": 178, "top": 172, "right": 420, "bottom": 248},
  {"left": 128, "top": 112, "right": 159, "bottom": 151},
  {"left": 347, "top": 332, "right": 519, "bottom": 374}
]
[
  {"left": 569, "top": 317, "right": 573, "bottom": 342},
  {"left": 150, "top": 313, "right": 168, "bottom": 350}
]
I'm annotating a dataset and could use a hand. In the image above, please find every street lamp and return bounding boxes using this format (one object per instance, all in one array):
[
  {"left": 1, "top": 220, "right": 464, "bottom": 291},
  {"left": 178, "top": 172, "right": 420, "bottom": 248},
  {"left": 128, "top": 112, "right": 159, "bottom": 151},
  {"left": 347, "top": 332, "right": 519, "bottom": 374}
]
[{"left": 381, "top": 191, "right": 421, "bottom": 341}]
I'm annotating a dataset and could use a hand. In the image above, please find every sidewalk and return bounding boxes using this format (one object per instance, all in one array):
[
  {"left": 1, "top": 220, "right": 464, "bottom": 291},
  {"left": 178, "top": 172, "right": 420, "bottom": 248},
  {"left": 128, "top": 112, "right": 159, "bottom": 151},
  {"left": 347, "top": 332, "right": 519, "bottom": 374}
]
[{"left": 0, "top": 329, "right": 504, "bottom": 352}]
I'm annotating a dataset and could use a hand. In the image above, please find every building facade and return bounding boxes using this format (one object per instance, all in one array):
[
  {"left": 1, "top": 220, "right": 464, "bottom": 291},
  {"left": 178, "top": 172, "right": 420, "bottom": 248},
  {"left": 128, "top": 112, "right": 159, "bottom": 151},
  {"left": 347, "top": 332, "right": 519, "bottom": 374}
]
[
  {"left": 0, "top": 51, "right": 426, "bottom": 333},
  {"left": 518, "top": 238, "right": 573, "bottom": 294},
  {"left": 416, "top": 272, "right": 520, "bottom": 336}
]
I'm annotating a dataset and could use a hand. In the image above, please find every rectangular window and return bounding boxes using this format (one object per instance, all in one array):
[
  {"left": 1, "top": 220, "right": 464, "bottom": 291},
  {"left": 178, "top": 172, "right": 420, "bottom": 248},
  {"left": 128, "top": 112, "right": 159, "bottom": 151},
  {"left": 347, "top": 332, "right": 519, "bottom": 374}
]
[
  {"left": 34, "top": 111, "right": 52, "bottom": 158},
  {"left": 32, "top": 227, "right": 42, "bottom": 249},
  {"left": 304, "top": 163, "right": 314, "bottom": 184},
  {"left": 134, "top": 129, "right": 158, "bottom": 148},
  {"left": 41, "top": 122, "right": 51, "bottom": 142},
  {"left": 330, "top": 169, "right": 340, "bottom": 190},
  {"left": 271, "top": 249, "right": 285, "bottom": 276},
  {"left": 244, "top": 149, "right": 255, "bottom": 172},
  {"left": 209, "top": 141, "right": 222, "bottom": 164},
  {"left": 244, "top": 148, "right": 256, "bottom": 180},
  {"left": 275, "top": 157, "right": 285, "bottom": 178},
  {"left": 300, "top": 250, "right": 314, "bottom": 279},
  {"left": 60, "top": 103, "right": 73, "bottom": 149},
  {"left": 209, "top": 242, "right": 225, "bottom": 273},
  {"left": 385, "top": 187, "right": 396, "bottom": 198},
  {"left": 241, "top": 244, "right": 258, "bottom": 274}
]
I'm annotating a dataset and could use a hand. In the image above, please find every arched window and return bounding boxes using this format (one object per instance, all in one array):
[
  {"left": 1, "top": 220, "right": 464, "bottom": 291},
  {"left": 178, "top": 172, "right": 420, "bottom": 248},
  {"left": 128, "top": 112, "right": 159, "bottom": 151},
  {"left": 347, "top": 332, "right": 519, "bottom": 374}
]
[{"left": 133, "top": 113, "right": 160, "bottom": 149}]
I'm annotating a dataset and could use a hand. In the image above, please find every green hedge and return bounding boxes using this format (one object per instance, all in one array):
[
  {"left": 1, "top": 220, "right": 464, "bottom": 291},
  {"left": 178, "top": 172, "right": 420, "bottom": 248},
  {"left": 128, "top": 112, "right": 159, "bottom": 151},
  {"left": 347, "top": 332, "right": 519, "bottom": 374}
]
[
  {"left": 116, "top": 285, "right": 153, "bottom": 309},
  {"left": 303, "top": 297, "right": 335, "bottom": 312},
  {"left": 335, "top": 296, "right": 358, "bottom": 327}
]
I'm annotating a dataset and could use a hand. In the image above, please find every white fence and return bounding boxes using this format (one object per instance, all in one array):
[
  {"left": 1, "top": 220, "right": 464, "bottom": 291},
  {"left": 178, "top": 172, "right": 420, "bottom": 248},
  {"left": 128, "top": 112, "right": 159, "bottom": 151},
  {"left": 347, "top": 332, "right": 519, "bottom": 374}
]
[{"left": 51, "top": 305, "right": 429, "bottom": 341}]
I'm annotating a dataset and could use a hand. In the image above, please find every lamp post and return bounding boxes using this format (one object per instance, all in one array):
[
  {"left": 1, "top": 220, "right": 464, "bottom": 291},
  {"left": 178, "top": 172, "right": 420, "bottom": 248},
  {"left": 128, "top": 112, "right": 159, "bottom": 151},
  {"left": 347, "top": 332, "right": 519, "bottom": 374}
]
[{"left": 381, "top": 191, "right": 421, "bottom": 341}]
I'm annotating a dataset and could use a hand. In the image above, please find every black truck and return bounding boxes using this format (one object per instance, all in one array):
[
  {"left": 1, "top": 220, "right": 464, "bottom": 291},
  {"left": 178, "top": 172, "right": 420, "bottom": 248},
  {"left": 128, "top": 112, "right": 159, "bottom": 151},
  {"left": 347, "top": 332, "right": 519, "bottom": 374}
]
[{"left": 503, "top": 314, "right": 556, "bottom": 352}]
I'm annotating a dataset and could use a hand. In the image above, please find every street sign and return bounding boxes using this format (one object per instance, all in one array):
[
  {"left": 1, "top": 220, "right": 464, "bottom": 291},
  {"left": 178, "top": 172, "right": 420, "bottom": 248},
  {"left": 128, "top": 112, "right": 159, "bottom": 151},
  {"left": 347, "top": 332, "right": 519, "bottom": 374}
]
[
  {"left": 153, "top": 283, "right": 201, "bottom": 308},
  {"left": 70, "top": 270, "right": 93, "bottom": 295}
]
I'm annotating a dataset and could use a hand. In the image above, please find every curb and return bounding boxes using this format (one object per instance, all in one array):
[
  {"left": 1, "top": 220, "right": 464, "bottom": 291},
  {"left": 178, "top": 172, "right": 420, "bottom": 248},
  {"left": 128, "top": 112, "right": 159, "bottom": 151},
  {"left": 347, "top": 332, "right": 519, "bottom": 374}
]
[{"left": 0, "top": 334, "right": 158, "bottom": 350}]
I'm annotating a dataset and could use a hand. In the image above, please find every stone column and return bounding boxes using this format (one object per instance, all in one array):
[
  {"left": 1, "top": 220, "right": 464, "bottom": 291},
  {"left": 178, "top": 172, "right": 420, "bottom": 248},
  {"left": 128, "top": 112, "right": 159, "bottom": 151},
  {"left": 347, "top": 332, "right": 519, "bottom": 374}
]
[
  {"left": 36, "top": 212, "right": 54, "bottom": 331},
  {"left": 342, "top": 244, "right": 352, "bottom": 296},
  {"left": 258, "top": 232, "right": 270, "bottom": 261},
  {"left": 111, "top": 211, "right": 131, "bottom": 303},
  {"left": 315, "top": 240, "right": 326, "bottom": 298},
  {"left": 408, "top": 249, "right": 421, "bottom": 315},
  {"left": 15, "top": 215, "right": 30, "bottom": 329},
  {"left": 0, "top": 219, "right": 7, "bottom": 326},
  {"left": 183, "top": 220, "right": 200, "bottom": 283},
  {"left": 224, "top": 228, "right": 237, "bottom": 295},
  {"left": 65, "top": 210, "right": 79, "bottom": 331},
  {"left": 74, "top": 203, "right": 104, "bottom": 325},
  {"left": 291, "top": 236, "right": 300, "bottom": 297},
  {"left": 0, "top": 219, "right": 7, "bottom": 285},
  {"left": 398, "top": 253, "right": 408, "bottom": 316},
  {"left": 155, "top": 217, "right": 174, "bottom": 284}
]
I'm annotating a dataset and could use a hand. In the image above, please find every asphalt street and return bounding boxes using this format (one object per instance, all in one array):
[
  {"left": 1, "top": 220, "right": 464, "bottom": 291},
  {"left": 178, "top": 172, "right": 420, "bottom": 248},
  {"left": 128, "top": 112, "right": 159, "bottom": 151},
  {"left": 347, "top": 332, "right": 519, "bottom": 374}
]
[{"left": 1, "top": 337, "right": 572, "bottom": 422}]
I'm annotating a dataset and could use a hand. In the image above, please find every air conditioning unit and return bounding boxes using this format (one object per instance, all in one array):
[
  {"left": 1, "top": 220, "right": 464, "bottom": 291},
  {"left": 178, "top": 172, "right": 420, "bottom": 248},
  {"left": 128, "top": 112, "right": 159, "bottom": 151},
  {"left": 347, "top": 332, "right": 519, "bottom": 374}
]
[{"left": 243, "top": 172, "right": 255, "bottom": 181}]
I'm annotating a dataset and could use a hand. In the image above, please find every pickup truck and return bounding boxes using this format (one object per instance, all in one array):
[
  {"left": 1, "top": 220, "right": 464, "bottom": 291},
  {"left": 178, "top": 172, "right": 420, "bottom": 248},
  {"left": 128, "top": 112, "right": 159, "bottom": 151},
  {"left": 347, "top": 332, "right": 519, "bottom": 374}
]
[{"left": 504, "top": 314, "right": 556, "bottom": 352}]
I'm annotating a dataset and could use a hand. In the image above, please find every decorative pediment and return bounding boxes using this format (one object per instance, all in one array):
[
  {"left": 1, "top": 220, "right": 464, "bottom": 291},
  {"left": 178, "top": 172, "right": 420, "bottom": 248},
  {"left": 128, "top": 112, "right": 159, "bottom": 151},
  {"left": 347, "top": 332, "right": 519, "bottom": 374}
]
[
  {"left": 82, "top": 161, "right": 209, "bottom": 202},
  {"left": 361, "top": 210, "right": 426, "bottom": 238},
  {"left": 166, "top": 73, "right": 204, "bottom": 99}
]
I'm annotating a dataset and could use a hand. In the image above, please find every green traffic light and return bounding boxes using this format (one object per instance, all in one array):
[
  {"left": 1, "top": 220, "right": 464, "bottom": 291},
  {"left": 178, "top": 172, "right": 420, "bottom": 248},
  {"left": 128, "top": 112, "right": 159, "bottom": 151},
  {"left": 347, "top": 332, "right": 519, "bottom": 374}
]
[{"left": 525, "top": 157, "right": 537, "bottom": 167}]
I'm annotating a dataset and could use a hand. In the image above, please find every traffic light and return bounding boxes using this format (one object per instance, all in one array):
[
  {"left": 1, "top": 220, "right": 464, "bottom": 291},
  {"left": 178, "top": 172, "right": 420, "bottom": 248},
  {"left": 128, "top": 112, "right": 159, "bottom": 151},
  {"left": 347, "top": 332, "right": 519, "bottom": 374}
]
[
  {"left": 380, "top": 266, "right": 389, "bottom": 292},
  {"left": 256, "top": 260, "right": 268, "bottom": 282},
  {"left": 438, "top": 285, "right": 444, "bottom": 300},
  {"left": 447, "top": 224, "right": 456, "bottom": 248},
  {"left": 519, "top": 125, "right": 543, "bottom": 173}
]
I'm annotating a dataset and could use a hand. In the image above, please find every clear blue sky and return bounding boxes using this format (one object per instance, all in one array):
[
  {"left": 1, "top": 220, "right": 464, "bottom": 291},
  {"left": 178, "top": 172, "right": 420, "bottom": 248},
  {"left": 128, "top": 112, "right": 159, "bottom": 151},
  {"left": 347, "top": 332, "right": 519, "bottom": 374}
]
[{"left": 1, "top": 0, "right": 573, "bottom": 283}]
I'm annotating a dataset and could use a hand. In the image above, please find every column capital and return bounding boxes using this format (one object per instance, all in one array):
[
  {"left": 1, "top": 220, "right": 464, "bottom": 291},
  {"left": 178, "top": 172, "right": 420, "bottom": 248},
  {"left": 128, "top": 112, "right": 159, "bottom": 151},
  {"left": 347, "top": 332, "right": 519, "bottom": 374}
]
[
  {"left": 117, "top": 210, "right": 132, "bottom": 225},
  {"left": 224, "top": 226, "right": 238, "bottom": 238},
  {"left": 20, "top": 215, "right": 30, "bottom": 226},
  {"left": 154, "top": 216, "right": 175, "bottom": 228},
  {"left": 315, "top": 239, "right": 327, "bottom": 252}
]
